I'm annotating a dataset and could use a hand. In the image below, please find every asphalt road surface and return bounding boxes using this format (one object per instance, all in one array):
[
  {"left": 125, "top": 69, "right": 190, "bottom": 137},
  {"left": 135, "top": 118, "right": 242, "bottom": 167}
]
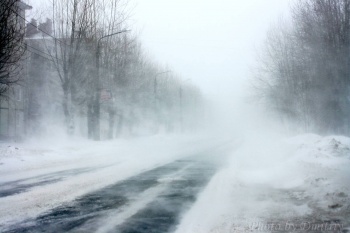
[{"left": 2, "top": 147, "right": 229, "bottom": 233}]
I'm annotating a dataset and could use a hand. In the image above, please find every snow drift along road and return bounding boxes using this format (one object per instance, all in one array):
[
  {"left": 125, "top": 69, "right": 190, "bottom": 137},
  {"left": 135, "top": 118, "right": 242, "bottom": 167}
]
[{"left": 175, "top": 133, "right": 350, "bottom": 233}]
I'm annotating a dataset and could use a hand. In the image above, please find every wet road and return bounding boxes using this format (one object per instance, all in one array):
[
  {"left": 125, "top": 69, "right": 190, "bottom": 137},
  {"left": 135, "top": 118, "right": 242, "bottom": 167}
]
[
  {"left": 0, "top": 167, "right": 99, "bottom": 198},
  {"left": 2, "top": 147, "right": 228, "bottom": 233}
]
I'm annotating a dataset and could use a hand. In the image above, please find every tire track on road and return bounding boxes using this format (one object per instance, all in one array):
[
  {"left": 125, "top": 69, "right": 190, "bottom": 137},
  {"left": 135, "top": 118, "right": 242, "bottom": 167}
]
[{"left": 3, "top": 159, "right": 195, "bottom": 233}]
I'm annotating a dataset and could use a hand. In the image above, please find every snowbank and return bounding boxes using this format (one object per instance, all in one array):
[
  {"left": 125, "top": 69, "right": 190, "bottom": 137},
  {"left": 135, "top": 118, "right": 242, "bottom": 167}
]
[{"left": 175, "top": 133, "right": 350, "bottom": 233}]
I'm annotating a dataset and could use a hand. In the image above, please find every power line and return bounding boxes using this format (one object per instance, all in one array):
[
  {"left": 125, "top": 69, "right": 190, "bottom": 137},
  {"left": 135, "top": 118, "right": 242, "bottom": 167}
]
[
  {"left": 26, "top": 48, "right": 55, "bottom": 63},
  {"left": 24, "top": 42, "right": 63, "bottom": 62},
  {"left": 10, "top": 7, "right": 71, "bottom": 48},
  {"left": 25, "top": 43, "right": 49, "bottom": 56},
  {"left": 20, "top": 43, "right": 58, "bottom": 63}
]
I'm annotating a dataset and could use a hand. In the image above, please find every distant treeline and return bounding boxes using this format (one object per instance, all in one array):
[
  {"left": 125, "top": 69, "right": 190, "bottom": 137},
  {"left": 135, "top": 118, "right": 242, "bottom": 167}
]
[
  {"left": 255, "top": 0, "right": 350, "bottom": 135},
  {"left": 24, "top": 0, "right": 204, "bottom": 139}
]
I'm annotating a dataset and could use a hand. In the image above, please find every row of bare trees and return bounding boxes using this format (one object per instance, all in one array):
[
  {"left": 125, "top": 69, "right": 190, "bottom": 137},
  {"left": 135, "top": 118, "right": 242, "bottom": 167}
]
[
  {"left": 0, "top": 0, "right": 27, "bottom": 96},
  {"left": 255, "top": 0, "right": 350, "bottom": 135},
  {"left": 30, "top": 0, "right": 204, "bottom": 139}
]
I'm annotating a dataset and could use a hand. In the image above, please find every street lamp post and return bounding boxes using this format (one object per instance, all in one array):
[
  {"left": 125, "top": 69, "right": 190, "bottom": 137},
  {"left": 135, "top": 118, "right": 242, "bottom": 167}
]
[{"left": 93, "top": 30, "right": 129, "bottom": 140}]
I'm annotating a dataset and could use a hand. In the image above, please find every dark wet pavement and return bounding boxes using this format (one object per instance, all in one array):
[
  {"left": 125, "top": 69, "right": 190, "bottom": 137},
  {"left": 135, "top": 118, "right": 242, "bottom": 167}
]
[
  {"left": 0, "top": 167, "right": 99, "bottom": 198},
  {"left": 2, "top": 147, "right": 229, "bottom": 233}
]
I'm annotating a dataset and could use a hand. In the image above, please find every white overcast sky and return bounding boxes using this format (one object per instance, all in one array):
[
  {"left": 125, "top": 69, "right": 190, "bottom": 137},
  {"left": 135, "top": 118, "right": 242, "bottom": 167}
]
[{"left": 27, "top": 0, "right": 292, "bottom": 100}]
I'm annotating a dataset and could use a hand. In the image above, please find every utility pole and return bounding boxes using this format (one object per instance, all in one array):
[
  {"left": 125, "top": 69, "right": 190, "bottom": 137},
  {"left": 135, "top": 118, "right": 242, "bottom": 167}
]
[
  {"left": 93, "top": 30, "right": 129, "bottom": 140},
  {"left": 179, "top": 86, "right": 183, "bottom": 132},
  {"left": 153, "top": 70, "right": 171, "bottom": 133},
  {"left": 179, "top": 79, "right": 190, "bottom": 133},
  {"left": 154, "top": 71, "right": 171, "bottom": 112}
]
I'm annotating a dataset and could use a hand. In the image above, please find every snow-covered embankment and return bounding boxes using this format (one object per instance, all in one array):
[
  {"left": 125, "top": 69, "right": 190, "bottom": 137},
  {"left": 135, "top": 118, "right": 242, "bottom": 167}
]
[{"left": 176, "top": 134, "right": 350, "bottom": 233}]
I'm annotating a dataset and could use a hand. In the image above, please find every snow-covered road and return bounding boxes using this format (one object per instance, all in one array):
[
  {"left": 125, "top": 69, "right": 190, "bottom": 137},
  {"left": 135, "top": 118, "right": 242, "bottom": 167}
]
[
  {"left": 1, "top": 133, "right": 349, "bottom": 233},
  {"left": 0, "top": 135, "right": 233, "bottom": 232},
  {"left": 2, "top": 154, "right": 225, "bottom": 232}
]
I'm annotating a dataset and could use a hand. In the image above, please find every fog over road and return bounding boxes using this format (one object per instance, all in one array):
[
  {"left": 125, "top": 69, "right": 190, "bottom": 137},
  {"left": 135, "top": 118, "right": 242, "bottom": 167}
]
[{"left": 2, "top": 146, "right": 229, "bottom": 233}]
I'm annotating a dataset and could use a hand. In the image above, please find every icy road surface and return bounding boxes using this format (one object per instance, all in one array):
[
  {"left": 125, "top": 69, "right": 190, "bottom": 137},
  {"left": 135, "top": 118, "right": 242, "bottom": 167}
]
[
  {"left": 0, "top": 139, "right": 231, "bottom": 233},
  {"left": 1, "top": 133, "right": 350, "bottom": 232}
]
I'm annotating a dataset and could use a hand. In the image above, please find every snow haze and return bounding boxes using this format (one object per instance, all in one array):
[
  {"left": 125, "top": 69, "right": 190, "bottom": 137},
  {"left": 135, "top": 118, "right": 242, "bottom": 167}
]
[
  {"left": 27, "top": 0, "right": 292, "bottom": 99},
  {"left": 129, "top": 0, "right": 292, "bottom": 99},
  {"left": 1, "top": 0, "right": 349, "bottom": 232}
]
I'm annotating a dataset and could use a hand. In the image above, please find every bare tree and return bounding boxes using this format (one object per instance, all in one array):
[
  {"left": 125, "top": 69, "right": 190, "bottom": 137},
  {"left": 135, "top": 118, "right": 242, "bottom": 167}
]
[
  {"left": 254, "top": 0, "right": 350, "bottom": 135},
  {"left": 49, "top": 0, "right": 98, "bottom": 134},
  {"left": 41, "top": 0, "right": 204, "bottom": 139},
  {"left": 0, "top": 0, "right": 28, "bottom": 96}
]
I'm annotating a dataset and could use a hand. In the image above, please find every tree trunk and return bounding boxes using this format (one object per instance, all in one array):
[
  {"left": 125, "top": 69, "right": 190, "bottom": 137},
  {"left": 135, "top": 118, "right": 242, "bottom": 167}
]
[
  {"left": 108, "top": 106, "right": 115, "bottom": 139},
  {"left": 116, "top": 113, "right": 123, "bottom": 137},
  {"left": 87, "top": 97, "right": 94, "bottom": 139},
  {"left": 62, "top": 84, "right": 71, "bottom": 134}
]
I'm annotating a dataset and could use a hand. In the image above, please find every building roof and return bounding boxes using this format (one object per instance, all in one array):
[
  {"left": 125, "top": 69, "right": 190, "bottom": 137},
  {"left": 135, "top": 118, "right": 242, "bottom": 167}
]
[{"left": 17, "top": 1, "right": 32, "bottom": 10}]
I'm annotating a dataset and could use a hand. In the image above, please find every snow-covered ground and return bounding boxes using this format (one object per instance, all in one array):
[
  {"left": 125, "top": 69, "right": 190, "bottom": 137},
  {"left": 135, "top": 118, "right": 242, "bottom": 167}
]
[
  {"left": 175, "top": 133, "right": 350, "bottom": 233},
  {"left": 0, "top": 134, "right": 227, "bottom": 229},
  {"left": 1, "top": 133, "right": 349, "bottom": 232}
]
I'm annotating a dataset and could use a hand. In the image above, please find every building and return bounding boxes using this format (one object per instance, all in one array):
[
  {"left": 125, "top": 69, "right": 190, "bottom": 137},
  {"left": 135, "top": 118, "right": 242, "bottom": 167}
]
[
  {"left": 0, "top": 1, "right": 32, "bottom": 140},
  {"left": 24, "top": 35, "right": 63, "bottom": 135}
]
